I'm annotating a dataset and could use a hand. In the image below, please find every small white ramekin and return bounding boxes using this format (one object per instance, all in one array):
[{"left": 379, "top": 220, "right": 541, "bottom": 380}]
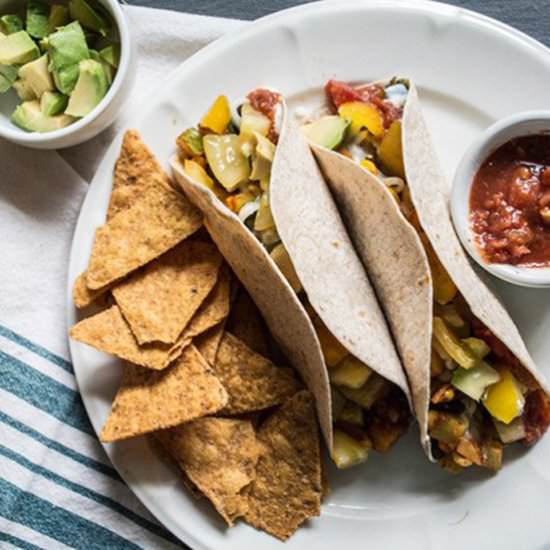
[
  {"left": 0, "top": 0, "right": 135, "bottom": 149},
  {"left": 451, "top": 111, "right": 550, "bottom": 288}
]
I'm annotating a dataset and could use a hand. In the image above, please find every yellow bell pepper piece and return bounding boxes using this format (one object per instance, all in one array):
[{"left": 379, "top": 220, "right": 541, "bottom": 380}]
[
  {"left": 360, "top": 158, "right": 379, "bottom": 175},
  {"left": 338, "top": 101, "right": 384, "bottom": 138},
  {"left": 482, "top": 369, "right": 525, "bottom": 424},
  {"left": 270, "top": 243, "right": 302, "bottom": 293},
  {"left": 330, "top": 356, "right": 372, "bottom": 389},
  {"left": 305, "top": 303, "right": 348, "bottom": 367},
  {"left": 421, "top": 233, "right": 458, "bottom": 305},
  {"left": 433, "top": 317, "right": 477, "bottom": 370},
  {"left": 200, "top": 95, "right": 231, "bottom": 134},
  {"left": 377, "top": 120, "right": 405, "bottom": 178},
  {"left": 331, "top": 430, "right": 370, "bottom": 469},
  {"left": 183, "top": 159, "right": 214, "bottom": 190}
]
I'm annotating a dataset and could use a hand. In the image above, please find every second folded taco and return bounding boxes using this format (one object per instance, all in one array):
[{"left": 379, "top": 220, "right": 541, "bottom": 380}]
[{"left": 306, "top": 77, "right": 550, "bottom": 471}]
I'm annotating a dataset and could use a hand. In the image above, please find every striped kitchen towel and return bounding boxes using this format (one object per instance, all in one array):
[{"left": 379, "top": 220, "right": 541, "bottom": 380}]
[{"left": 0, "top": 7, "right": 244, "bottom": 549}]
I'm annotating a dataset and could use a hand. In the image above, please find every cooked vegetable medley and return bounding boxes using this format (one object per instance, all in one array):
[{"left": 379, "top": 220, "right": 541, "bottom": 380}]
[
  {"left": 310, "top": 78, "right": 550, "bottom": 472},
  {"left": 177, "top": 88, "right": 411, "bottom": 469}
]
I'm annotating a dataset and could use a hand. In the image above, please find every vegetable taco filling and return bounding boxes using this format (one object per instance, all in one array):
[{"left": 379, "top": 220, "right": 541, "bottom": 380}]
[
  {"left": 305, "top": 78, "right": 550, "bottom": 472},
  {"left": 176, "top": 88, "right": 411, "bottom": 469}
]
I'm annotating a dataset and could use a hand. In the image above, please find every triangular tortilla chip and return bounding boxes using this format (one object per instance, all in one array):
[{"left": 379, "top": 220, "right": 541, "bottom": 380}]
[
  {"left": 214, "top": 332, "right": 302, "bottom": 414},
  {"left": 245, "top": 390, "right": 322, "bottom": 540},
  {"left": 73, "top": 271, "right": 114, "bottom": 309},
  {"left": 85, "top": 180, "right": 202, "bottom": 290},
  {"left": 100, "top": 346, "right": 227, "bottom": 442},
  {"left": 194, "top": 322, "right": 226, "bottom": 366},
  {"left": 107, "top": 130, "right": 172, "bottom": 221},
  {"left": 156, "top": 417, "right": 259, "bottom": 526},
  {"left": 70, "top": 305, "right": 185, "bottom": 370},
  {"left": 226, "top": 287, "right": 270, "bottom": 357},
  {"left": 112, "top": 241, "right": 223, "bottom": 345},
  {"left": 181, "top": 263, "right": 231, "bottom": 341}
]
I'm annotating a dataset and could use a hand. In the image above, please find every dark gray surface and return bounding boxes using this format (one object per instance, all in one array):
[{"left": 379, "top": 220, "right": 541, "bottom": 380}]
[{"left": 129, "top": 0, "right": 550, "bottom": 47}]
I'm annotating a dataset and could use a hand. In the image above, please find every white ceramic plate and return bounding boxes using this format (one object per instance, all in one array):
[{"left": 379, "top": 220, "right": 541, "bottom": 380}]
[{"left": 67, "top": 2, "right": 550, "bottom": 548}]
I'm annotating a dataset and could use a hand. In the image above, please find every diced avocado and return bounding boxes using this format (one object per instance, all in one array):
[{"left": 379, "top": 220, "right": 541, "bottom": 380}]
[
  {"left": 69, "top": 0, "right": 110, "bottom": 37},
  {"left": 302, "top": 115, "right": 349, "bottom": 150},
  {"left": 203, "top": 133, "right": 250, "bottom": 191},
  {"left": 451, "top": 361, "right": 500, "bottom": 401},
  {"left": 12, "top": 99, "right": 74, "bottom": 132},
  {"left": 0, "top": 15, "right": 23, "bottom": 35},
  {"left": 0, "top": 65, "right": 17, "bottom": 93},
  {"left": 99, "top": 43, "right": 119, "bottom": 68},
  {"left": 48, "top": 5, "right": 70, "bottom": 33},
  {"left": 48, "top": 21, "right": 90, "bottom": 94},
  {"left": 65, "top": 58, "right": 108, "bottom": 117},
  {"left": 482, "top": 368, "right": 525, "bottom": 424},
  {"left": 177, "top": 128, "right": 203, "bottom": 157},
  {"left": 38, "top": 36, "right": 49, "bottom": 52},
  {"left": 249, "top": 132, "right": 276, "bottom": 181},
  {"left": 26, "top": 0, "right": 50, "bottom": 39},
  {"left": 18, "top": 54, "right": 54, "bottom": 97},
  {"left": 254, "top": 193, "right": 274, "bottom": 232},
  {"left": 13, "top": 78, "right": 36, "bottom": 100},
  {"left": 339, "top": 373, "right": 389, "bottom": 409},
  {"left": 462, "top": 337, "right": 490, "bottom": 359},
  {"left": 40, "top": 90, "right": 68, "bottom": 116},
  {"left": 89, "top": 48, "right": 112, "bottom": 84},
  {"left": 330, "top": 356, "right": 372, "bottom": 389},
  {"left": 331, "top": 429, "right": 370, "bottom": 469},
  {"left": 0, "top": 31, "right": 40, "bottom": 65}
]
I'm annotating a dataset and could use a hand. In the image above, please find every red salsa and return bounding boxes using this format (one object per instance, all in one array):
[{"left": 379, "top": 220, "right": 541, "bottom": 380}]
[{"left": 470, "top": 135, "right": 550, "bottom": 265}]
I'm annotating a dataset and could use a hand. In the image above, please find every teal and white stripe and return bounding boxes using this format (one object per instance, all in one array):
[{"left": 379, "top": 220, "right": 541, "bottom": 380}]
[{"left": 0, "top": 322, "right": 186, "bottom": 549}]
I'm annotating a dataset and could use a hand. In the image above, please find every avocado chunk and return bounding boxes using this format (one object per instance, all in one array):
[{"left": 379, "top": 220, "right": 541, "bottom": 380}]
[
  {"left": 48, "top": 5, "right": 70, "bottom": 33},
  {"left": 26, "top": 0, "right": 50, "bottom": 39},
  {"left": 0, "top": 15, "right": 24, "bottom": 35},
  {"left": 12, "top": 99, "right": 74, "bottom": 132},
  {"left": 99, "top": 43, "right": 119, "bottom": 68},
  {"left": 302, "top": 115, "right": 350, "bottom": 150},
  {"left": 451, "top": 361, "right": 500, "bottom": 401},
  {"left": 40, "top": 90, "right": 68, "bottom": 116},
  {"left": 65, "top": 58, "right": 108, "bottom": 117},
  {"left": 13, "top": 78, "right": 36, "bottom": 100},
  {"left": 0, "top": 31, "right": 40, "bottom": 65},
  {"left": 0, "top": 65, "right": 17, "bottom": 93},
  {"left": 18, "top": 54, "right": 54, "bottom": 97},
  {"left": 69, "top": 0, "right": 110, "bottom": 37},
  {"left": 48, "top": 21, "right": 89, "bottom": 94}
]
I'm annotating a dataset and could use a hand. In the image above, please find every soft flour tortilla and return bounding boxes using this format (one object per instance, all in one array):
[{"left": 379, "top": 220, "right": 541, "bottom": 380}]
[
  {"left": 171, "top": 154, "right": 333, "bottom": 447},
  {"left": 310, "top": 80, "right": 550, "bottom": 456},
  {"left": 271, "top": 109, "right": 411, "bottom": 403}
]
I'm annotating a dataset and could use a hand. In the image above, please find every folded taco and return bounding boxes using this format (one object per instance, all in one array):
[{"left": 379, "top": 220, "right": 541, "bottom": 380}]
[
  {"left": 171, "top": 88, "right": 412, "bottom": 467},
  {"left": 305, "top": 78, "right": 550, "bottom": 471}
]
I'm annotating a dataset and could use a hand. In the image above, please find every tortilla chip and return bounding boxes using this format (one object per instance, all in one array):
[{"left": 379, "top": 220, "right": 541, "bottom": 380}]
[
  {"left": 181, "top": 263, "right": 231, "bottom": 341},
  {"left": 156, "top": 417, "right": 259, "bottom": 525},
  {"left": 70, "top": 306, "right": 185, "bottom": 370},
  {"left": 194, "top": 322, "right": 225, "bottom": 366},
  {"left": 112, "top": 241, "right": 222, "bottom": 345},
  {"left": 86, "top": 180, "right": 203, "bottom": 290},
  {"left": 245, "top": 390, "right": 322, "bottom": 540},
  {"left": 73, "top": 271, "right": 113, "bottom": 309},
  {"left": 226, "top": 287, "right": 270, "bottom": 357},
  {"left": 214, "top": 332, "right": 302, "bottom": 415},
  {"left": 100, "top": 346, "right": 227, "bottom": 442},
  {"left": 107, "top": 130, "right": 172, "bottom": 221}
]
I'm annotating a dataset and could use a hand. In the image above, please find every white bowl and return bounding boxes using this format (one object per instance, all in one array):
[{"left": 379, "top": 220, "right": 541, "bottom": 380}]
[
  {"left": 451, "top": 111, "right": 550, "bottom": 288},
  {"left": 0, "top": 0, "right": 135, "bottom": 149}
]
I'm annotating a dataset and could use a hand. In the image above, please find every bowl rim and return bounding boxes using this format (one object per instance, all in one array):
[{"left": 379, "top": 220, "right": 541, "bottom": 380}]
[
  {"left": 451, "top": 109, "right": 550, "bottom": 288},
  {"left": 0, "top": 0, "right": 131, "bottom": 145}
]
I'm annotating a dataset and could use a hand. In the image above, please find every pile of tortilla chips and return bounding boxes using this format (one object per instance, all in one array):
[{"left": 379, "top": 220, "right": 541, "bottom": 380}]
[{"left": 69, "top": 130, "right": 324, "bottom": 541}]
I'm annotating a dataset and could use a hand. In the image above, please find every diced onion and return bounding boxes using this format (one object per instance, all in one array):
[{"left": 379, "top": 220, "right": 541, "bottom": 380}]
[{"left": 238, "top": 198, "right": 260, "bottom": 223}]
